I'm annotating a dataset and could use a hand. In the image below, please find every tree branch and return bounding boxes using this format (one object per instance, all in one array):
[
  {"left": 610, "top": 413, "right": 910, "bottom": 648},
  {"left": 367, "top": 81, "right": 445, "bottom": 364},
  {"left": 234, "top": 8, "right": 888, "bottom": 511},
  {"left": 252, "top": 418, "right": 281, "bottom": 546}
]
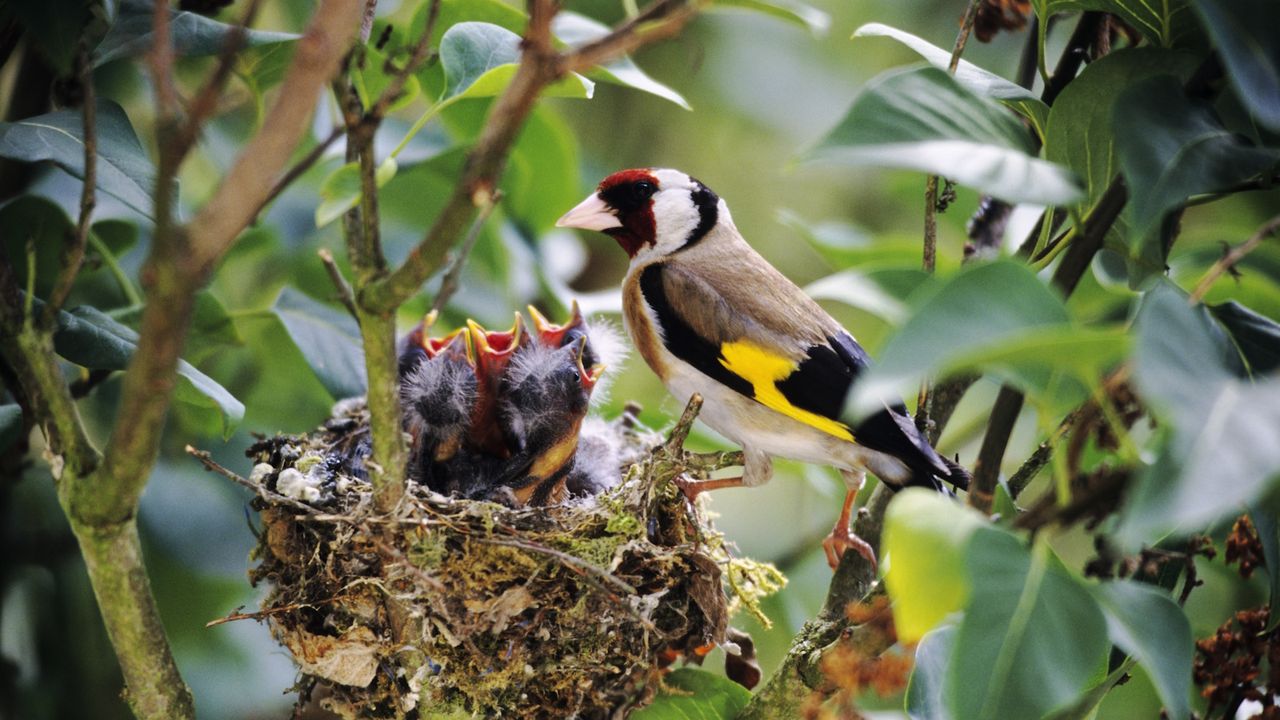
[
  {"left": 1189, "top": 213, "right": 1280, "bottom": 304},
  {"left": 362, "top": 0, "right": 696, "bottom": 313},
  {"left": 42, "top": 47, "right": 96, "bottom": 326}
]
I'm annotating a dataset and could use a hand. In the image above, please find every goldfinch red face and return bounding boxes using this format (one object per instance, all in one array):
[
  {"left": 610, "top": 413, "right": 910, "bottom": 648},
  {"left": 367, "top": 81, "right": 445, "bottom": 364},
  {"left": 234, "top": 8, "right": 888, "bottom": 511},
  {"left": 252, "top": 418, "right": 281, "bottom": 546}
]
[{"left": 556, "top": 168, "right": 722, "bottom": 261}]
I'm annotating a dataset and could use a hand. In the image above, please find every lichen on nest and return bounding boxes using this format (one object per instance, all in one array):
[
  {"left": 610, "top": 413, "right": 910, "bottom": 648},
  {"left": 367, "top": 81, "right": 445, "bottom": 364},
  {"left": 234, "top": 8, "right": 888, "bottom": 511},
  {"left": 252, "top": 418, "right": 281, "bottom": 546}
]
[{"left": 220, "top": 395, "right": 784, "bottom": 719}]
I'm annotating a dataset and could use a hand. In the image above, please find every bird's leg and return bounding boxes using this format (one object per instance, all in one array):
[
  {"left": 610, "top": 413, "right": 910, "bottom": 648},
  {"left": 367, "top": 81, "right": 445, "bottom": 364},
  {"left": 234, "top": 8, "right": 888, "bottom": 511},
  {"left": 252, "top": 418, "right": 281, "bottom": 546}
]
[
  {"left": 674, "top": 448, "right": 771, "bottom": 502},
  {"left": 823, "top": 470, "right": 876, "bottom": 571}
]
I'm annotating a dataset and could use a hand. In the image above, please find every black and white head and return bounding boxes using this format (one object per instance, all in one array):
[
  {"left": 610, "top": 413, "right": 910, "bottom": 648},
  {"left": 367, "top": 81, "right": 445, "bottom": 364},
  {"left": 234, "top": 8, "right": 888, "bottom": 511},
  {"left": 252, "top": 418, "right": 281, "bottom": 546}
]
[{"left": 555, "top": 168, "right": 729, "bottom": 264}]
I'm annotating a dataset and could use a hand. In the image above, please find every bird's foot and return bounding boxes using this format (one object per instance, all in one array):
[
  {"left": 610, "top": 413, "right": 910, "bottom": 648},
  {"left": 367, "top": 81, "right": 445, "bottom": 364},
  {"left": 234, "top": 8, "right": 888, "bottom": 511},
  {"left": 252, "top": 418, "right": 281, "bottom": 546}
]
[
  {"left": 673, "top": 474, "right": 744, "bottom": 503},
  {"left": 822, "top": 526, "right": 877, "bottom": 572}
]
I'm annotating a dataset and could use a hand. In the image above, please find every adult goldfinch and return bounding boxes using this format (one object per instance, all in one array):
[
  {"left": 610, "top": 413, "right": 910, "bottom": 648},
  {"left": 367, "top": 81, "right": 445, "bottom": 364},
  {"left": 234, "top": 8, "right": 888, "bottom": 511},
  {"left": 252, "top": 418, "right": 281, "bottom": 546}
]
[{"left": 556, "top": 168, "right": 970, "bottom": 568}]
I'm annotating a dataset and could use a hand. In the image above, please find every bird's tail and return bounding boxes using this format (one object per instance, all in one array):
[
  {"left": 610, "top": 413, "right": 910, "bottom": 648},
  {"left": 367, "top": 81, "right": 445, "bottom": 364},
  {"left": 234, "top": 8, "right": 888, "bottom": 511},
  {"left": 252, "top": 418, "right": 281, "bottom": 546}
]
[{"left": 905, "top": 454, "right": 971, "bottom": 495}]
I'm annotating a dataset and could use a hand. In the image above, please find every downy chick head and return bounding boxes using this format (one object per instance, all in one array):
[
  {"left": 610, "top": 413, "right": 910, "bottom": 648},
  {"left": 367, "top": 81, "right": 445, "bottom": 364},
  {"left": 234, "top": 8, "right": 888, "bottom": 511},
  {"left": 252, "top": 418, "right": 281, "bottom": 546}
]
[
  {"left": 555, "top": 168, "right": 725, "bottom": 264},
  {"left": 400, "top": 328, "right": 476, "bottom": 465}
]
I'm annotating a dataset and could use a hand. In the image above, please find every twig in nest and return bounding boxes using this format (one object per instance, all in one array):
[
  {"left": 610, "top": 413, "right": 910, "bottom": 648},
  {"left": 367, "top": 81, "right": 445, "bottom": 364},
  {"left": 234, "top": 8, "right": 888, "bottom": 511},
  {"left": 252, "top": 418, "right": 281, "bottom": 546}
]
[
  {"left": 185, "top": 445, "right": 320, "bottom": 516},
  {"left": 206, "top": 596, "right": 342, "bottom": 628},
  {"left": 665, "top": 393, "right": 703, "bottom": 453}
]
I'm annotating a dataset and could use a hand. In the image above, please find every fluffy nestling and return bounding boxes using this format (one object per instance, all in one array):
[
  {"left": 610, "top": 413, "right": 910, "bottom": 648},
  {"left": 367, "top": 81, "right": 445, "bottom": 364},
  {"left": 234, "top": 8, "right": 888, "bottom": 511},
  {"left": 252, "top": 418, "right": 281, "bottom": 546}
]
[{"left": 556, "top": 168, "right": 970, "bottom": 569}]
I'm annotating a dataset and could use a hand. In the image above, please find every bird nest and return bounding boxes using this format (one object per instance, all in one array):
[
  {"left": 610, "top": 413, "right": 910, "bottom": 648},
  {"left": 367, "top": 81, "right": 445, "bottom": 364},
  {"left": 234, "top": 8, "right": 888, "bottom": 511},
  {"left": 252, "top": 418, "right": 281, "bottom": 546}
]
[{"left": 203, "top": 395, "right": 783, "bottom": 719}]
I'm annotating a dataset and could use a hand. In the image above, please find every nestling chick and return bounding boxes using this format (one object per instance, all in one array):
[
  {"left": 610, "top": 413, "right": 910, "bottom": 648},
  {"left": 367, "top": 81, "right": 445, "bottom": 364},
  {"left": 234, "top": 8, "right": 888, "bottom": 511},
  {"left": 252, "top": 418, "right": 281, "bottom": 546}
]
[{"left": 557, "top": 168, "right": 971, "bottom": 569}]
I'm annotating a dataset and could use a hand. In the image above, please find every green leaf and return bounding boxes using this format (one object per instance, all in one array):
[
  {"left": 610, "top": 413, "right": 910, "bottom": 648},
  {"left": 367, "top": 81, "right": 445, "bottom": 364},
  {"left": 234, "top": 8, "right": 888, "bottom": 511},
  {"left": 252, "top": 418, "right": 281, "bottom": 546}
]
[
  {"left": 883, "top": 489, "right": 987, "bottom": 643},
  {"left": 352, "top": 44, "right": 422, "bottom": 113},
  {"left": 1118, "top": 283, "right": 1280, "bottom": 546},
  {"left": 502, "top": 106, "right": 580, "bottom": 232},
  {"left": 271, "top": 288, "right": 366, "bottom": 400},
  {"left": 0, "top": 196, "right": 73, "bottom": 299},
  {"left": 952, "top": 533, "right": 1109, "bottom": 719},
  {"left": 1210, "top": 301, "right": 1280, "bottom": 376},
  {"left": 315, "top": 157, "right": 398, "bottom": 229},
  {"left": 1115, "top": 75, "right": 1279, "bottom": 242},
  {"left": 1031, "top": 0, "right": 1202, "bottom": 50},
  {"left": 8, "top": 0, "right": 92, "bottom": 75},
  {"left": 0, "top": 101, "right": 161, "bottom": 219},
  {"left": 1088, "top": 580, "right": 1192, "bottom": 720},
  {"left": 51, "top": 305, "right": 244, "bottom": 438},
  {"left": 848, "top": 261, "right": 1125, "bottom": 418},
  {"left": 1192, "top": 0, "right": 1280, "bottom": 130},
  {"left": 552, "top": 13, "right": 690, "bottom": 109},
  {"left": 852, "top": 23, "right": 1048, "bottom": 135},
  {"left": 805, "top": 269, "right": 910, "bottom": 324},
  {"left": 711, "top": 0, "right": 831, "bottom": 35},
  {"left": 0, "top": 403, "right": 23, "bottom": 455},
  {"left": 1251, "top": 507, "right": 1280, "bottom": 632},
  {"left": 441, "top": 22, "right": 592, "bottom": 101},
  {"left": 906, "top": 624, "right": 956, "bottom": 720},
  {"left": 1043, "top": 48, "right": 1200, "bottom": 284},
  {"left": 93, "top": 0, "right": 297, "bottom": 67},
  {"left": 809, "top": 66, "right": 1082, "bottom": 205},
  {"left": 630, "top": 668, "right": 751, "bottom": 720}
]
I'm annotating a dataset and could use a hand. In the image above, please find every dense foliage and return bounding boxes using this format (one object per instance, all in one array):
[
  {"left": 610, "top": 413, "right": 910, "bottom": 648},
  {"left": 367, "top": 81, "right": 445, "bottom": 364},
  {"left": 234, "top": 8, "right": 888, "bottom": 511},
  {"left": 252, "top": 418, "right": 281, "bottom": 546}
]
[{"left": 1, "top": 0, "right": 1278, "bottom": 718}]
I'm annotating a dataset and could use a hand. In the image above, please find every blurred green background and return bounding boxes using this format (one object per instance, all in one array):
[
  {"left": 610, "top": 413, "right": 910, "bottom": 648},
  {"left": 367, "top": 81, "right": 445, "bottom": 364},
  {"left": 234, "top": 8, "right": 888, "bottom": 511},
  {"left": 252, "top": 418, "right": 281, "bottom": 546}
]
[{"left": 2, "top": 0, "right": 1276, "bottom": 717}]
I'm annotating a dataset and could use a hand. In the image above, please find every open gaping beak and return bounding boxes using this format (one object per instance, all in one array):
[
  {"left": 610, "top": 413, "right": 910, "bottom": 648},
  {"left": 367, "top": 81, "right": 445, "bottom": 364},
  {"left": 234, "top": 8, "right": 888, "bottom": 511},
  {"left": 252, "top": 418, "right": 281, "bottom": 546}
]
[{"left": 555, "top": 193, "right": 623, "bottom": 232}]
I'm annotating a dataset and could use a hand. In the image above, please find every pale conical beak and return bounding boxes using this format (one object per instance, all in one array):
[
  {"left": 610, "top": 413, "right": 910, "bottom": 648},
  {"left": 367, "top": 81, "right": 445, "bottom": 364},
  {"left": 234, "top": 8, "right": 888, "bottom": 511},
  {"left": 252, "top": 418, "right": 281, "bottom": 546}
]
[{"left": 555, "top": 193, "right": 622, "bottom": 231}]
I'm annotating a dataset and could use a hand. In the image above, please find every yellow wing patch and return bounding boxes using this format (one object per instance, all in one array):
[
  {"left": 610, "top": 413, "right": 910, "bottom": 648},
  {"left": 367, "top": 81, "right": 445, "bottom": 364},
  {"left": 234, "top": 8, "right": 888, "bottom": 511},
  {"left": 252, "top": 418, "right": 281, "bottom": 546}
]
[{"left": 718, "top": 340, "right": 854, "bottom": 441}]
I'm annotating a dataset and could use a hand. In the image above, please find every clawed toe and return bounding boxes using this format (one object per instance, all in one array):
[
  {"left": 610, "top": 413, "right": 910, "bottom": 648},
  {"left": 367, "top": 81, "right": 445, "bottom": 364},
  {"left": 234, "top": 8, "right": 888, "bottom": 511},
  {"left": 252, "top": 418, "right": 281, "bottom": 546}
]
[{"left": 822, "top": 529, "right": 877, "bottom": 572}]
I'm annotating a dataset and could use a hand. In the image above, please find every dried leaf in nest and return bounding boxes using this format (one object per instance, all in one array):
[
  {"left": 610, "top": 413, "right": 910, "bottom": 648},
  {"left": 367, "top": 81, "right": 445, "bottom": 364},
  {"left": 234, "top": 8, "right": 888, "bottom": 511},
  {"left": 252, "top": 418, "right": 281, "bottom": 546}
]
[{"left": 237, "top": 397, "right": 783, "bottom": 719}]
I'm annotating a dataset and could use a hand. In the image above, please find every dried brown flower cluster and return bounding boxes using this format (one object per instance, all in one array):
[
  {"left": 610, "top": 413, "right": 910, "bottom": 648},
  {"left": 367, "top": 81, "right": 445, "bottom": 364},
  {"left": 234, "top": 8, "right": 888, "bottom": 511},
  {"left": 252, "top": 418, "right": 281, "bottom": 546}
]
[
  {"left": 1226, "top": 514, "right": 1265, "bottom": 579},
  {"left": 973, "top": 0, "right": 1031, "bottom": 43},
  {"left": 1194, "top": 606, "right": 1280, "bottom": 718},
  {"left": 802, "top": 595, "right": 913, "bottom": 720}
]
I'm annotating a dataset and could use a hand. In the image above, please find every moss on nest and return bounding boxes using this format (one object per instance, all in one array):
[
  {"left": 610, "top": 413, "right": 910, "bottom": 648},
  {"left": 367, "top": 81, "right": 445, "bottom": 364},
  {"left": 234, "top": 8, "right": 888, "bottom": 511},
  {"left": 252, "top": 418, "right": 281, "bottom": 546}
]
[{"left": 235, "top": 398, "right": 783, "bottom": 719}]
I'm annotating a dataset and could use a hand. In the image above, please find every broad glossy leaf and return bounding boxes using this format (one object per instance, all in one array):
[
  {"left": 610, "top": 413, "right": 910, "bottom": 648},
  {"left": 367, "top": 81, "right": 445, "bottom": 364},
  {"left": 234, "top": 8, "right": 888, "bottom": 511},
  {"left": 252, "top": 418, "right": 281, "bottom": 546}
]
[
  {"left": 552, "top": 13, "right": 689, "bottom": 109},
  {"left": 271, "top": 288, "right": 366, "bottom": 400},
  {"left": 0, "top": 196, "right": 73, "bottom": 298},
  {"left": 1115, "top": 75, "right": 1279, "bottom": 242},
  {"left": 0, "top": 101, "right": 160, "bottom": 219},
  {"left": 711, "top": 0, "right": 830, "bottom": 35},
  {"left": 853, "top": 23, "right": 1048, "bottom": 135},
  {"left": 0, "top": 404, "right": 22, "bottom": 454},
  {"left": 1251, "top": 508, "right": 1280, "bottom": 632},
  {"left": 847, "top": 261, "right": 1112, "bottom": 418},
  {"left": 1044, "top": 48, "right": 1199, "bottom": 283},
  {"left": 806, "top": 269, "right": 910, "bottom": 324},
  {"left": 93, "top": 0, "right": 297, "bottom": 66},
  {"left": 315, "top": 157, "right": 398, "bottom": 229},
  {"left": 630, "top": 668, "right": 751, "bottom": 720},
  {"left": 440, "top": 22, "right": 592, "bottom": 101},
  {"left": 1210, "top": 301, "right": 1280, "bottom": 376},
  {"left": 51, "top": 305, "right": 244, "bottom": 438},
  {"left": 810, "top": 66, "right": 1082, "bottom": 205},
  {"left": 952, "top": 533, "right": 1109, "bottom": 719},
  {"left": 1118, "top": 283, "right": 1280, "bottom": 545},
  {"left": 883, "top": 489, "right": 986, "bottom": 643},
  {"left": 1089, "top": 580, "right": 1192, "bottom": 720},
  {"left": 1031, "top": 0, "right": 1202, "bottom": 49},
  {"left": 906, "top": 624, "right": 956, "bottom": 720},
  {"left": 411, "top": 0, "right": 525, "bottom": 46},
  {"left": 1192, "top": 0, "right": 1280, "bottom": 130},
  {"left": 501, "top": 105, "right": 580, "bottom": 232}
]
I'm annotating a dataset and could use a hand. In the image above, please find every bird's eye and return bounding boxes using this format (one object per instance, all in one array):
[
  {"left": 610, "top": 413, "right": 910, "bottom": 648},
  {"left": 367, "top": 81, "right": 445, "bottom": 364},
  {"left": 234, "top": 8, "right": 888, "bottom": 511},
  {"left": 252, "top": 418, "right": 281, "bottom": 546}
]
[{"left": 632, "top": 181, "right": 655, "bottom": 201}]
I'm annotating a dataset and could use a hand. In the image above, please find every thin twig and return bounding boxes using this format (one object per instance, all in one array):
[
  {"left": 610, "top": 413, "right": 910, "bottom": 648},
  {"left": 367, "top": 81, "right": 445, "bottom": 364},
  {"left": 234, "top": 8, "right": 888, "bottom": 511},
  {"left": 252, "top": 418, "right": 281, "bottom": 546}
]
[
  {"left": 430, "top": 190, "right": 500, "bottom": 315},
  {"left": 43, "top": 47, "right": 96, "bottom": 326},
  {"left": 363, "top": 0, "right": 698, "bottom": 312},
  {"left": 948, "top": 0, "right": 983, "bottom": 72},
  {"left": 206, "top": 597, "right": 342, "bottom": 627},
  {"left": 479, "top": 536, "right": 640, "bottom": 599},
  {"left": 254, "top": 124, "right": 345, "bottom": 222},
  {"left": 665, "top": 393, "right": 704, "bottom": 453},
  {"left": 318, "top": 249, "right": 359, "bottom": 319},
  {"left": 185, "top": 445, "right": 323, "bottom": 516},
  {"left": 368, "top": 0, "right": 441, "bottom": 120},
  {"left": 1189, "top": 213, "right": 1280, "bottom": 304},
  {"left": 171, "top": 0, "right": 264, "bottom": 163}
]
